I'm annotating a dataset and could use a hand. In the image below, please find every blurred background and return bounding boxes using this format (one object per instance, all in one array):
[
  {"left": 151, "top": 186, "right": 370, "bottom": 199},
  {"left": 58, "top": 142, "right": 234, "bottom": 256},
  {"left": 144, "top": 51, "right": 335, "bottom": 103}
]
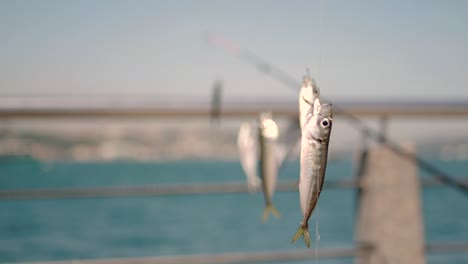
[{"left": 1, "top": 1, "right": 468, "bottom": 263}]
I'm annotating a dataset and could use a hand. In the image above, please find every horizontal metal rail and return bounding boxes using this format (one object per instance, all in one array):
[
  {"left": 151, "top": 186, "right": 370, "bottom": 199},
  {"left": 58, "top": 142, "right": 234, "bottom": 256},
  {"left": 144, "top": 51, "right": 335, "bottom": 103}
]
[
  {"left": 426, "top": 242, "right": 468, "bottom": 254},
  {"left": 0, "top": 106, "right": 468, "bottom": 119},
  {"left": 4, "top": 247, "right": 359, "bottom": 264},
  {"left": 1, "top": 177, "right": 466, "bottom": 200},
  {"left": 5, "top": 242, "right": 468, "bottom": 264}
]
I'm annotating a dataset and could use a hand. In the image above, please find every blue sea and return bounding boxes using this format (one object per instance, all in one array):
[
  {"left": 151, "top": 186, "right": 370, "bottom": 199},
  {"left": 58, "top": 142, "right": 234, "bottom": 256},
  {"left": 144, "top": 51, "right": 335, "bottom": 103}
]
[{"left": 0, "top": 155, "right": 467, "bottom": 264}]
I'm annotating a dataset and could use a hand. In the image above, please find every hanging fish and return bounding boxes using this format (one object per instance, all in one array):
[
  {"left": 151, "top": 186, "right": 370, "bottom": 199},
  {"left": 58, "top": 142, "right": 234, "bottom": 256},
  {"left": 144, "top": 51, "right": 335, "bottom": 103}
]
[
  {"left": 298, "top": 74, "right": 320, "bottom": 130},
  {"left": 237, "top": 122, "right": 261, "bottom": 193},
  {"left": 237, "top": 118, "right": 299, "bottom": 194},
  {"left": 258, "top": 112, "right": 281, "bottom": 222},
  {"left": 291, "top": 98, "right": 333, "bottom": 248}
]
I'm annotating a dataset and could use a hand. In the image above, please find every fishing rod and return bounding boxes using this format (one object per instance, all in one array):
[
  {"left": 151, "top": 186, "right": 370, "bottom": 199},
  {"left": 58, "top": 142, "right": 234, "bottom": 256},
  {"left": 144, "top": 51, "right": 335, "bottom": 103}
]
[{"left": 205, "top": 33, "right": 468, "bottom": 198}]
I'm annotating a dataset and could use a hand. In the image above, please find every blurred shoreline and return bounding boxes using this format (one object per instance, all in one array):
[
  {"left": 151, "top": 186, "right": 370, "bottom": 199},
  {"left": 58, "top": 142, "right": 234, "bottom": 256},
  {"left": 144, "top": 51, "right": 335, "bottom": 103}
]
[
  {"left": 0, "top": 126, "right": 242, "bottom": 162},
  {"left": 1, "top": 123, "right": 468, "bottom": 162}
]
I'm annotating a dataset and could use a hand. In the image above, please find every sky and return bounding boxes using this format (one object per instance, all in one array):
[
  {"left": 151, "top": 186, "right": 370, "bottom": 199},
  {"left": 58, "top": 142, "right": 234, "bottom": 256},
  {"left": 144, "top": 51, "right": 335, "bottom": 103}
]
[{"left": 1, "top": 0, "right": 468, "bottom": 102}]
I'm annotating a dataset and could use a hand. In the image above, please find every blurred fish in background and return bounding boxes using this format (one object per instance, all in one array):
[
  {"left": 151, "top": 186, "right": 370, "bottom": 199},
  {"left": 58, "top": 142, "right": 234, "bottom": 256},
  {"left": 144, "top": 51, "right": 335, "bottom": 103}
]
[
  {"left": 257, "top": 112, "right": 281, "bottom": 221},
  {"left": 237, "top": 107, "right": 302, "bottom": 221},
  {"left": 237, "top": 122, "right": 261, "bottom": 193}
]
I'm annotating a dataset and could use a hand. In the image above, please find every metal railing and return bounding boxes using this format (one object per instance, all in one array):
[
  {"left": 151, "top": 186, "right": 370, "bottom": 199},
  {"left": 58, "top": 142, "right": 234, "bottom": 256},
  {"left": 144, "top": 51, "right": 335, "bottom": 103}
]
[
  {"left": 0, "top": 177, "right": 467, "bottom": 200},
  {"left": 1, "top": 99, "right": 468, "bottom": 119}
]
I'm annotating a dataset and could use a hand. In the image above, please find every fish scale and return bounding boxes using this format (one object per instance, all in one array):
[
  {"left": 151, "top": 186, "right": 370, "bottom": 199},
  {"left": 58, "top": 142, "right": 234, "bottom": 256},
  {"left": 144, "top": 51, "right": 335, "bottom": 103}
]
[
  {"left": 260, "top": 136, "right": 277, "bottom": 203},
  {"left": 299, "top": 140, "right": 322, "bottom": 216}
]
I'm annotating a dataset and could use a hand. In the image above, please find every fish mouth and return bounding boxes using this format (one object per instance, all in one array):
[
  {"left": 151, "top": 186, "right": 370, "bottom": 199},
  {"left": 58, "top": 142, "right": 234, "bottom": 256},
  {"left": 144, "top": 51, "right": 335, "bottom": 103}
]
[{"left": 302, "top": 75, "right": 312, "bottom": 87}]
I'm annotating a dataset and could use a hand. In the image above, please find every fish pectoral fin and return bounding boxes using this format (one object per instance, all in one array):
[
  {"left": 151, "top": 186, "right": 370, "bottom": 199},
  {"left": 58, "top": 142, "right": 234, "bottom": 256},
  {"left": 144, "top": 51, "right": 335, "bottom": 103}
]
[
  {"left": 262, "top": 204, "right": 281, "bottom": 222},
  {"left": 291, "top": 225, "right": 311, "bottom": 248}
]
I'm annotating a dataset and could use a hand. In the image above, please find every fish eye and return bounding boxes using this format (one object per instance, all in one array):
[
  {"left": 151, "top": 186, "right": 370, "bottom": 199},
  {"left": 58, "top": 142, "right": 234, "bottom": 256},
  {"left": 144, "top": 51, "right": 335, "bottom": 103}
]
[{"left": 321, "top": 119, "right": 330, "bottom": 128}]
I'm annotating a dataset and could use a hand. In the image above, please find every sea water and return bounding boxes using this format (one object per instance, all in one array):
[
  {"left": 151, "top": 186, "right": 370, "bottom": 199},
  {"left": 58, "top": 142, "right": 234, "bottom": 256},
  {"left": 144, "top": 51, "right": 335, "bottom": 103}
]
[{"left": 0, "top": 156, "right": 467, "bottom": 263}]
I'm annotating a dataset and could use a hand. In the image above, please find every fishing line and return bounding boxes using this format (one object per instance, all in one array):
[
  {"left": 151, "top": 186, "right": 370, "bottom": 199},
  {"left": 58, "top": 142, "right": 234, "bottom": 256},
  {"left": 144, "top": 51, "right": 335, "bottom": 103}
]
[
  {"left": 315, "top": 0, "right": 325, "bottom": 263},
  {"left": 317, "top": 0, "right": 325, "bottom": 84},
  {"left": 206, "top": 34, "right": 468, "bottom": 199}
]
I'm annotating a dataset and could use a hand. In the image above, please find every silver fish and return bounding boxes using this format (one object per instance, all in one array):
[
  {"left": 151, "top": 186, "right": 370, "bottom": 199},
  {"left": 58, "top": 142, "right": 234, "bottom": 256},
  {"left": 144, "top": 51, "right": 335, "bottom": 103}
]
[
  {"left": 291, "top": 98, "right": 333, "bottom": 248},
  {"left": 298, "top": 75, "right": 320, "bottom": 130},
  {"left": 258, "top": 112, "right": 281, "bottom": 222},
  {"left": 237, "top": 122, "right": 261, "bottom": 193}
]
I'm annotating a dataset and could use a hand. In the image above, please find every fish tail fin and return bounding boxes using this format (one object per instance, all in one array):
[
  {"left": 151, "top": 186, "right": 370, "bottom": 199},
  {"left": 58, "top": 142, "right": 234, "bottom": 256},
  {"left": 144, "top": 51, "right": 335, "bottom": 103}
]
[
  {"left": 262, "top": 204, "right": 281, "bottom": 222},
  {"left": 291, "top": 225, "right": 311, "bottom": 248}
]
